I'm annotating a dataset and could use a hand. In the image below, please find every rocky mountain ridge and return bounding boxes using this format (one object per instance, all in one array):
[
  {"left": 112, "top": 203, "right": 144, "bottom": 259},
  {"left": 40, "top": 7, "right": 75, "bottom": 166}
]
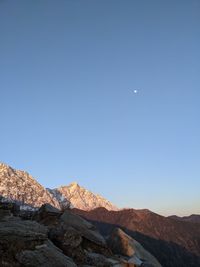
[
  {"left": 73, "top": 207, "right": 200, "bottom": 267},
  {"left": 48, "top": 182, "right": 118, "bottom": 211},
  {"left": 0, "top": 163, "right": 117, "bottom": 211},
  {"left": 168, "top": 214, "right": 200, "bottom": 224},
  {"left": 0, "top": 163, "right": 60, "bottom": 209}
]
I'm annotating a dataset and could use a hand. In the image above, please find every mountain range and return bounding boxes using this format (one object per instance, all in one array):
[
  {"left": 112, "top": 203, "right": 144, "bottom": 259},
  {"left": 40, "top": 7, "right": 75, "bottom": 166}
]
[
  {"left": 0, "top": 163, "right": 60, "bottom": 209},
  {"left": 0, "top": 162, "right": 117, "bottom": 211},
  {"left": 0, "top": 162, "right": 200, "bottom": 267},
  {"left": 168, "top": 214, "right": 200, "bottom": 224},
  {"left": 73, "top": 208, "right": 200, "bottom": 267},
  {"left": 47, "top": 182, "right": 118, "bottom": 211}
]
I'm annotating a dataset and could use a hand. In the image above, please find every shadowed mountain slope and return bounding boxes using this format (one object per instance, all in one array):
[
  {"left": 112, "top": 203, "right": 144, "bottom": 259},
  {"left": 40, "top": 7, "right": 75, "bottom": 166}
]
[
  {"left": 73, "top": 207, "right": 200, "bottom": 267},
  {"left": 168, "top": 214, "right": 200, "bottom": 224}
]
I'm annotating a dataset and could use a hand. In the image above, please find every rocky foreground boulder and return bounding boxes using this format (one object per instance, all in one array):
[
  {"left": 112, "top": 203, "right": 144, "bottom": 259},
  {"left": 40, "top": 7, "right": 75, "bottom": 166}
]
[
  {"left": 36, "top": 205, "right": 116, "bottom": 265},
  {"left": 108, "top": 228, "right": 162, "bottom": 267},
  {"left": 0, "top": 203, "right": 162, "bottom": 267},
  {"left": 0, "top": 215, "right": 76, "bottom": 267}
]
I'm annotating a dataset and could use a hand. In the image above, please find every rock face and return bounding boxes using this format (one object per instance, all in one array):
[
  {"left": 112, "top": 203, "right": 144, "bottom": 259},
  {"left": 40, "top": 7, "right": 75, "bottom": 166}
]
[
  {"left": 0, "top": 214, "right": 77, "bottom": 267},
  {"left": 108, "top": 228, "right": 162, "bottom": 267},
  {"left": 60, "top": 210, "right": 107, "bottom": 246},
  {"left": 48, "top": 182, "right": 118, "bottom": 211},
  {"left": 108, "top": 228, "right": 135, "bottom": 257},
  {"left": 15, "top": 241, "right": 76, "bottom": 267},
  {"left": 35, "top": 206, "right": 112, "bottom": 265},
  {"left": 0, "top": 163, "right": 60, "bottom": 209}
]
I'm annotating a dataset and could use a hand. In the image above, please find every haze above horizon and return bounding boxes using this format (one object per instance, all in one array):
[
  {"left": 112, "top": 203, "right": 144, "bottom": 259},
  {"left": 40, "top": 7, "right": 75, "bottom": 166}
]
[{"left": 0, "top": 0, "right": 199, "bottom": 216}]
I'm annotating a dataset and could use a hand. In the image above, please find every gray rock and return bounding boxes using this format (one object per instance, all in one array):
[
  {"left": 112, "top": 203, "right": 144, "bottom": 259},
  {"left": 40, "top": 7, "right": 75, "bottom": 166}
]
[
  {"left": 128, "top": 255, "right": 143, "bottom": 266},
  {"left": 49, "top": 223, "right": 87, "bottom": 264},
  {"left": 16, "top": 240, "right": 77, "bottom": 267},
  {"left": 108, "top": 228, "right": 162, "bottom": 267},
  {"left": 61, "top": 210, "right": 106, "bottom": 246},
  {"left": 0, "top": 209, "right": 11, "bottom": 219},
  {"left": 50, "top": 226, "right": 82, "bottom": 248},
  {"left": 0, "top": 216, "right": 77, "bottom": 267},
  {"left": 86, "top": 252, "right": 115, "bottom": 267},
  {"left": 108, "top": 228, "right": 135, "bottom": 257},
  {"left": 0, "top": 217, "right": 48, "bottom": 243},
  {"left": 38, "top": 203, "right": 61, "bottom": 214},
  {"left": 48, "top": 211, "right": 112, "bottom": 265},
  {"left": 34, "top": 203, "right": 62, "bottom": 227}
]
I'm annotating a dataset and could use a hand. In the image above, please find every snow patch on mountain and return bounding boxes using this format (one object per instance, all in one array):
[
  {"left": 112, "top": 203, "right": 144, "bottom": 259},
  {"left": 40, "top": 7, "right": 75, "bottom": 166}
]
[
  {"left": 0, "top": 162, "right": 118, "bottom": 211},
  {"left": 49, "top": 182, "right": 118, "bottom": 211},
  {"left": 0, "top": 162, "right": 60, "bottom": 209}
]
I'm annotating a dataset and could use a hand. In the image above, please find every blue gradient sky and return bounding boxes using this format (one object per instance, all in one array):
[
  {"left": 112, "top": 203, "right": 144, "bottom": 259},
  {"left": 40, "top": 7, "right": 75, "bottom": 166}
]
[{"left": 0, "top": 0, "right": 200, "bottom": 216}]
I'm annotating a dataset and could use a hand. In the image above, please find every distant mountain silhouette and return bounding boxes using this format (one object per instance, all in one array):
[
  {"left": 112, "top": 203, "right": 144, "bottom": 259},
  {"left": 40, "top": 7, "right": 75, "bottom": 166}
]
[{"left": 168, "top": 214, "right": 200, "bottom": 224}]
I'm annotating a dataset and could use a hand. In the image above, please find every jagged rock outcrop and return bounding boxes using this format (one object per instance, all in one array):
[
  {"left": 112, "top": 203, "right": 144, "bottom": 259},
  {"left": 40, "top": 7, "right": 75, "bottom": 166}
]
[
  {"left": 35, "top": 205, "right": 112, "bottom": 264},
  {"left": 0, "top": 203, "right": 137, "bottom": 267},
  {"left": 49, "top": 182, "right": 118, "bottom": 211},
  {"left": 0, "top": 200, "right": 165, "bottom": 267},
  {"left": 0, "top": 213, "right": 77, "bottom": 267},
  {"left": 60, "top": 210, "right": 107, "bottom": 246},
  {"left": 0, "top": 163, "right": 60, "bottom": 209},
  {"left": 33, "top": 204, "right": 162, "bottom": 267},
  {"left": 108, "top": 228, "right": 162, "bottom": 267}
]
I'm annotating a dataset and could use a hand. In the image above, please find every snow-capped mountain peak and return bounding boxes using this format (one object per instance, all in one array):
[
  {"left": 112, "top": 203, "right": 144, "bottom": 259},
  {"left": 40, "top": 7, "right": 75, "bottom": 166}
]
[
  {"left": 49, "top": 182, "right": 118, "bottom": 211},
  {"left": 0, "top": 162, "right": 60, "bottom": 209},
  {"left": 0, "top": 162, "right": 118, "bottom": 211}
]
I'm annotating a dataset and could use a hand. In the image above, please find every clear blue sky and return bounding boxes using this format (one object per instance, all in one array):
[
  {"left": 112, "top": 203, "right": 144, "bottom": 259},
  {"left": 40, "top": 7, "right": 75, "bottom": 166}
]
[{"left": 0, "top": 0, "right": 199, "bottom": 216}]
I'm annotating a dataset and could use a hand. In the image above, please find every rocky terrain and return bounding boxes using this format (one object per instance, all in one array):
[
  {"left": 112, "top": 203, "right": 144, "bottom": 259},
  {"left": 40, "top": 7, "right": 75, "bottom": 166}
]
[
  {"left": 0, "top": 163, "right": 60, "bottom": 209},
  {"left": 48, "top": 182, "right": 118, "bottom": 211},
  {"left": 0, "top": 203, "right": 162, "bottom": 267},
  {"left": 0, "top": 163, "right": 117, "bottom": 211},
  {"left": 0, "top": 162, "right": 200, "bottom": 267},
  {"left": 73, "top": 208, "right": 200, "bottom": 267}
]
